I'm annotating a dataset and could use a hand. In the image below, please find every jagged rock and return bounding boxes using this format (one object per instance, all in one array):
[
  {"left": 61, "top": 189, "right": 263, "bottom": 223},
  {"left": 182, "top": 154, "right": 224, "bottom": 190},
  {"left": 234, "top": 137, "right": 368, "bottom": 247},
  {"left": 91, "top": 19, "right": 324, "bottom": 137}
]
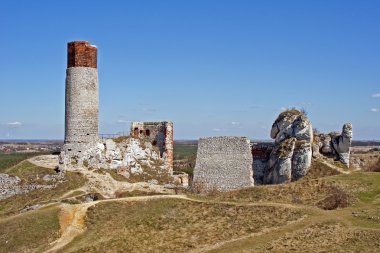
[
  {"left": 313, "top": 123, "right": 353, "bottom": 167},
  {"left": 264, "top": 110, "right": 313, "bottom": 184},
  {"left": 332, "top": 123, "right": 352, "bottom": 165},
  {"left": 59, "top": 137, "right": 172, "bottom": 183},
  {"left": 312, "top": 143, "right": 321, "bottom": 158},
  {"left": 292, "top": 141, "right": 312, "bottom": 180}
]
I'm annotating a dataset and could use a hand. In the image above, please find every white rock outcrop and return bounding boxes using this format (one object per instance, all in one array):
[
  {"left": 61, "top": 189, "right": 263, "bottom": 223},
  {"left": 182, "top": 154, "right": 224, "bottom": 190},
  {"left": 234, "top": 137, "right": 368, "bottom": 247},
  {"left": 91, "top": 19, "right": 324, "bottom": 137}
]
[
  {"left": 264, "top": 109, "right": 313, "bottom": 184},
  {"left": 314, "top": 123, "right": 353, "bottom": 166},
  {"left": 59, "top": 137, "right": 172, "bottom": 183}
]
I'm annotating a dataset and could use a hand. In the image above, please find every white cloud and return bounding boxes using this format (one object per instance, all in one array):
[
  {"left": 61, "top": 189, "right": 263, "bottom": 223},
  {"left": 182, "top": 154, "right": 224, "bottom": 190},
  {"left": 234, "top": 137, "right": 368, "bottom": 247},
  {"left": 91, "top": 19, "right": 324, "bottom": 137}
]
[
  {"left": 116, "top": 119, "right": 130, "bottom": 124},
  {"left": 370, "top": 108, "right": 379, "bottom": 112},
  {"left": 371, "top": 93, "right": 380, "bottom": 98},
  {"left": 280, "top": 107, "right": 287, "bottom": 111},
  {"left": 7, "top": 121, "right": 22, "bottom": 126},
  {"left": 212, "top": 128, "right": 222, "bottom": 132},
  {"left": 231, "top": 121, "right": 240, "bottom": 125}
]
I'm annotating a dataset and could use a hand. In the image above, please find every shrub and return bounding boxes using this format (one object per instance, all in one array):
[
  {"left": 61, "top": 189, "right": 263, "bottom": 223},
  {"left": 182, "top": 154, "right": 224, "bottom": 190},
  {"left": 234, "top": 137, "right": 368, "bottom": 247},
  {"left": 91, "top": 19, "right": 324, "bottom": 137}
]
[
  {"left": 367, "top": 158, "right": 380, "bottom": 172},
  {"left": 317, "top": 185, "right": 351, "bottom": 210}
]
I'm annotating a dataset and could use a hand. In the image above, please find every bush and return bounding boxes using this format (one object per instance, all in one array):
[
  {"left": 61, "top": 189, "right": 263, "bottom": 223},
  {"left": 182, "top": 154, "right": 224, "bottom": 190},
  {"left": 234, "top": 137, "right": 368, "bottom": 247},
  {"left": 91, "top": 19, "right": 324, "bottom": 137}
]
[
  {"left": 367, "top": 158, "right": 380, "bottom": 172},
  {"left": 317, "top": 185, "right": 351, "bottom": 210}
]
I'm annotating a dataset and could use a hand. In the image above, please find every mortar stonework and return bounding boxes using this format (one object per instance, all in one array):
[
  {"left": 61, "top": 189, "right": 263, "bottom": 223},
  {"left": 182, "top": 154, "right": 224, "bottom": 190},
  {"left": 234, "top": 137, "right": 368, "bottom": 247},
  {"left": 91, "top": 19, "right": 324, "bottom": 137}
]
[
  {"left": 130, "top": 121, "right": 174, "bottom": 173},
  {"left": 65, "top": 67, "right": 99, "bottom": 144},
  {"left": 64, "top": 41, "right": 98, "bottom": 146},
  {"left": 193, "top": 136, "right": 254, "bottom": 192}
]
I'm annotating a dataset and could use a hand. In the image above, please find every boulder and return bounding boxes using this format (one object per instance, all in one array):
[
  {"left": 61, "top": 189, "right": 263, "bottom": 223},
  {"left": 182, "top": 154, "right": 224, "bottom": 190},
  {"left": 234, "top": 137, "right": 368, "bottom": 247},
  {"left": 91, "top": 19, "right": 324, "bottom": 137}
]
[
  {"left": 264, "top": 109, "right": 313, "bottom": 184},
  {"left": 313, "top": 123, "right": 353, "bottom": 167}
]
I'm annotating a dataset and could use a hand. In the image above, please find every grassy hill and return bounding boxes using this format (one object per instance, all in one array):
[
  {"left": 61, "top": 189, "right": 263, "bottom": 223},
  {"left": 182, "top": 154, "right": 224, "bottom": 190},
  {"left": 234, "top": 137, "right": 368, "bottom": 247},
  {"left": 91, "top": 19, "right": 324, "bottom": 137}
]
[{"left": 0, "top": 152, "right": 379, "bottom": 252}]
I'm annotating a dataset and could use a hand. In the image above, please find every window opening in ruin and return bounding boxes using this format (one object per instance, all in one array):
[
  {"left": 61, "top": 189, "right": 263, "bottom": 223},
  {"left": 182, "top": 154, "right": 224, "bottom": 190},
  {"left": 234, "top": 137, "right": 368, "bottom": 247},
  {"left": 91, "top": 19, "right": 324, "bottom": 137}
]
[
  {"left": 86, "top": 133, "right": 90, "bottom": 135},
  {"left": 146, "top": 129, "right": 150, "bottom": 136},
  {"left": 134, "top": 128, "right": 139, "bottom": 136},
  {"left": 139, "top": 130, "right": 143, "bottom": 134},
  {"left": 152, "top": 140, "right": 157, "bottom": 146},
  {"left": 68, "top": 149, "right": 72, "bottom": 151}
]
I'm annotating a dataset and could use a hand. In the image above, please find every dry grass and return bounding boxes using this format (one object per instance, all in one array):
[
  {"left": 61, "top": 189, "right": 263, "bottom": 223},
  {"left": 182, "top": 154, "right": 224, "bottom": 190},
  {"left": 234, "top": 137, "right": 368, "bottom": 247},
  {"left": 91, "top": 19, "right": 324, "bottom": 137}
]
[
  {"left": 213, "top": 178, "right": 334, "bottom": 207},
  {"left": 367, "top": 157, "right": 380, "bottom": 172},
  {"left": 112, "top": 135, "right": 131, "bottom": 143},
  {"left": 258, "top": 222, "right": 380, "bottom": 252},
  {"left": 304, "top": 160, "right": 341, "bottom": 179},
  {"left": 61, "top": 199, "right": 303, "bottom": 252},
  {"left": 0, "top": 206, "right": 60, "bottom": 253},
  {"left": 114, "top": 190, "right": 167, "bottom": 198},
  {"left": 0, "top": 161, "right": 87, "bottom": 216},
  {"left": 316, "top": 185, "right": 351, "bottom": 210}
]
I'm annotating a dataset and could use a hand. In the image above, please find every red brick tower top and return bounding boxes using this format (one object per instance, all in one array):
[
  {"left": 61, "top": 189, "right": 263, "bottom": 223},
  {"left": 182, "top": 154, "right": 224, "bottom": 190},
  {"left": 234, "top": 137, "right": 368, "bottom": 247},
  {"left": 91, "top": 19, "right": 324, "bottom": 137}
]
[{"left": 67, "top": 41, "right": 97, "bottom": 68}]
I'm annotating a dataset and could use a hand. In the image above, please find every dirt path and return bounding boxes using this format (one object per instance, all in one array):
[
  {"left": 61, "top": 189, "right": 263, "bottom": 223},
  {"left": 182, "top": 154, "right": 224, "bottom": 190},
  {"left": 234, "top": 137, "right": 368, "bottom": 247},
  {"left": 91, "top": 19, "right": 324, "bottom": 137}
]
[
  {"left": 319, "top": 159, "right": 350, "bottom": 174},
  {"left": 203, "top": 204, "right": 380, "bottom": 253},
  {"left": 28, "top": 155, "right": 59, "bottom": 169},
  {"left": 45, "top": 203, "right": 91, "bottom": 253},
  {"left": 44, "top": 194, "right": 312, "bottom": 253},
  {"left": 44, "top": 195, "right": 189, "bottom": 253}
]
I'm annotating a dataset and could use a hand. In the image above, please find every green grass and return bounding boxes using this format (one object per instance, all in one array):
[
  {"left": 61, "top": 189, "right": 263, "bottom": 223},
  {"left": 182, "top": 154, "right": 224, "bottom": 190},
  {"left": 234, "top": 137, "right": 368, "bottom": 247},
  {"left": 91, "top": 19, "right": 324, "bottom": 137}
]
[
  {"left": 7, "top": 160, "right": 55, "bottom": 185},
  {"left": 326, "top": 172, "right": 380, "bottom": 203},
  {"left": 174, "top": 144, "right": 197, "bottom": 160},
  {"left": 0, "top": 152, "right": 42, "bottom": 173},
  {"left": 174, "top": 166, "right": 194, "bottom": 177},
  {"left": 0, "top": 206, "right": 60, "bottom": 253}
]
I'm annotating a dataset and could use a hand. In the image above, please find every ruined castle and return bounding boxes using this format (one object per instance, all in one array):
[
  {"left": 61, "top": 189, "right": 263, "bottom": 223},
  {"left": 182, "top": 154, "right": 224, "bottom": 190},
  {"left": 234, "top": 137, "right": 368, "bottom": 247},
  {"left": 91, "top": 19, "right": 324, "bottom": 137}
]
[
  {"left": 59, "top": 41, "right": 175, "bottom": 183},
  {"left": 193, "top": 110, "right": 353, "bottom": 192},
  {"left": 59, "top": 41, "right": 352, "bottom": 192}
]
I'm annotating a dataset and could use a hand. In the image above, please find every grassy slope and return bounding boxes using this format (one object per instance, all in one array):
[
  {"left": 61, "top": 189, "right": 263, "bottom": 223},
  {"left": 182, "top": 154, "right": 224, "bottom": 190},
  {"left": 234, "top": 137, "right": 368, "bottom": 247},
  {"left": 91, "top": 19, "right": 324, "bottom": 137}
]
[
  {"left": 60, "top": 199, "right": 303, "bottom": 253},
  {"left": 0, "top": 152, "right": 42, "bottom": 173},
  {"left": 208, "top": 170, "right": 380, "bottom": 252},
  {"left": 0, "top": 160, "right": 86, "bottom": 217},
  {"left": 0, "top": 206, "right": 61, "bottom": 253},
  {"left": 1, "top": 150, "right": 380, "bottom": 252}
]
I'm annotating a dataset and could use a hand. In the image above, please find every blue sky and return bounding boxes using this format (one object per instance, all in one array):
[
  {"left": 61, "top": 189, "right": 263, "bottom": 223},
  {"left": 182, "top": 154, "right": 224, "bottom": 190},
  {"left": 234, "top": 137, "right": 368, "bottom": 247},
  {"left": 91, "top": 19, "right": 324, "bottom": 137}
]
[{"left": 0, "top": 0, "right": 379, "bottom": 140}]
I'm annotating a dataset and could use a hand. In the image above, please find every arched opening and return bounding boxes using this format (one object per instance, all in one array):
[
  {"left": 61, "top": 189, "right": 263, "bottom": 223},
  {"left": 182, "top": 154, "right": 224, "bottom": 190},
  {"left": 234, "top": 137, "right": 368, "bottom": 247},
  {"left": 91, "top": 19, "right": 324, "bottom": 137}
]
[
  {"left": 133, "top": 127, "right": 139, "bottom": 137},
  {"left": 146, "top": 129, "right": 150, "bottom": 136}
]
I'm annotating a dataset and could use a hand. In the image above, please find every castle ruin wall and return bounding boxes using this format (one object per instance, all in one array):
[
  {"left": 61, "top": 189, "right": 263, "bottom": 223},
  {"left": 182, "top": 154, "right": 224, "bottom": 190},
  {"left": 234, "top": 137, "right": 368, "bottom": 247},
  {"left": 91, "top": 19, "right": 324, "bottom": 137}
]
[
  {"left": 193, "top": 136, "right": 254, "bottom": 192},
  {"left": 130, "top": 121, "right": 174, "bottom": 173}
]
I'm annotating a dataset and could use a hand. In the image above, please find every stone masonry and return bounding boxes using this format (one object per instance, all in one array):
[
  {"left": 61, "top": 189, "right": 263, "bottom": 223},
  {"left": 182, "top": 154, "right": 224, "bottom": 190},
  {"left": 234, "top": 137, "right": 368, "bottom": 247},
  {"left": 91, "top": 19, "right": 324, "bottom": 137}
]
[
  {"left": 131, "top": 122, "right": 174, "bottom": 173},
  {"left": 193, "top": 136, "right": 254, "bottom": 192},
  {"left": 64, "top": 41, "right": 99, "bottom": 145},
  {"left": 59, "top": 42, "right": 174, "bottom": 183}
]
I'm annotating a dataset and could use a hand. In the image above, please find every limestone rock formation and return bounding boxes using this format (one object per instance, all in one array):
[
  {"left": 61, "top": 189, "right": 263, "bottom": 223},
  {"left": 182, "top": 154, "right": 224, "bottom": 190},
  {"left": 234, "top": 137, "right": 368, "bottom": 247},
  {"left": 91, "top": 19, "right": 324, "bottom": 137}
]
[
  {"left": 314, "top": 123, "right": 353, "bottom": 166},
  {"left": 264, "top": 110, "right": 313, "bottom": 184},
  {"left": 59, "top": 137, "right": 172, "bottom": 183}
]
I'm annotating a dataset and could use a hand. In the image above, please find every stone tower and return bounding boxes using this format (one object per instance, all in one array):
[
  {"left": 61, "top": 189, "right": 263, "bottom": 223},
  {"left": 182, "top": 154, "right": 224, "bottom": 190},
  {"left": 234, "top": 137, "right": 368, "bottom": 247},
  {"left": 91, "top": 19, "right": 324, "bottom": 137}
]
[{"left": 64, "top": 41, "right": 99, "bottom": 145}]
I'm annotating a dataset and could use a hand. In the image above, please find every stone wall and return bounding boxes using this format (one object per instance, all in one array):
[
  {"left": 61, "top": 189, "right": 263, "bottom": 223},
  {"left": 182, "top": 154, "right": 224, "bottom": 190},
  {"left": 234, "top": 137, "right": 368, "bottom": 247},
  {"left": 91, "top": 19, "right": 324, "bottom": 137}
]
[
  {"left": 64, "top": 41, "right": 98, "bottom": 145},
  {"left": 193, "top": 136, "right": 254, "bottom": 192},
  {"left": 130, "top": 122, "right": 173, "bottom": 173}
]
